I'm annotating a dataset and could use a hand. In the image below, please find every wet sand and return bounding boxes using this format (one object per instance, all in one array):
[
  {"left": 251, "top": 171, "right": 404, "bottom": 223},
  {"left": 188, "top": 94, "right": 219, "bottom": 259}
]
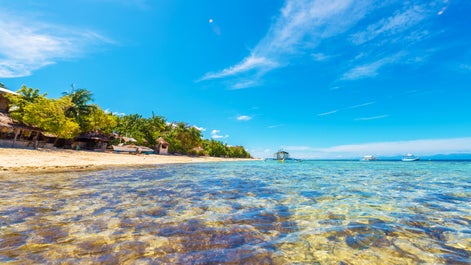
[{"left": 0, "top": 147, "right": 253, "bottom": 173}]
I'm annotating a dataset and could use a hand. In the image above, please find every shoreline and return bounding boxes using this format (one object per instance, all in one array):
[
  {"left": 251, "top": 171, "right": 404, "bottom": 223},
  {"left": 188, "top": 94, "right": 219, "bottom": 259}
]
[{"left": 0, "top": 147, "right": 256, "bottom": 174}]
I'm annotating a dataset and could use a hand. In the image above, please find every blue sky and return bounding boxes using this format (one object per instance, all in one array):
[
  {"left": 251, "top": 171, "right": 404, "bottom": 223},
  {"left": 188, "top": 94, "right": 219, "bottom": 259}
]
[{"left": 1, "top": 0, "right": 470, "bottom": 158}]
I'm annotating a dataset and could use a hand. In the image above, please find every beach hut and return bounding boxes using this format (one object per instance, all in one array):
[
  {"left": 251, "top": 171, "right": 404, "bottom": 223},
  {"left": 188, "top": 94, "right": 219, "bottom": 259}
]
[
  {"left": 73, "top": 131, "right": 110, "bottom": 151},
  {"left": 0, "top": 112, "right": 43, "bottom": 148},
  {"left": 156, "top": 137, "right": 169, "bottom": 155},
  {"left": 191, "top": 146, "right": 205, "bottom": 156},
  {"left": 0, "top": 86, "right": 18, "bottom": 113}
]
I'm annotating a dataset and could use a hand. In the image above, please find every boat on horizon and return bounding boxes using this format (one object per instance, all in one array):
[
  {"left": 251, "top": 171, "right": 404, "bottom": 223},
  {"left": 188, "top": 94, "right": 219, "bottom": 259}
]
[
  {"left": 402, "top": 153, "right": 420, "bottom": 162},
  {"left": 361, "top": 155, "right": 378, "bottom": 161},
  {"left": 274, "top": 150, "right": 290, "bottom": 162}
]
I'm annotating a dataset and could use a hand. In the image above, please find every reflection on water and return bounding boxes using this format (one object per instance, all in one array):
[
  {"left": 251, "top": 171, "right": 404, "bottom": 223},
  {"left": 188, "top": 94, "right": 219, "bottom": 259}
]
[{"left": 0, "top": 161, "right": 470, "bottom": 264}]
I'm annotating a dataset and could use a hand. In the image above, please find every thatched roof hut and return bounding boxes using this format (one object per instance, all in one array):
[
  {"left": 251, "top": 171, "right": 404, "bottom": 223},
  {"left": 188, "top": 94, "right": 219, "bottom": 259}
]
[
  {"left": 0, "top": 87, "right": 18, "bottom": 112},
  {"left": 156, "top": 137, "right": 169, "bottom": 155},
  {"left": 74, "top": 131, "right": 110, "bottom": 151},
  {"left": 0, "top": 112, "right": 43, "bottom": 148}
]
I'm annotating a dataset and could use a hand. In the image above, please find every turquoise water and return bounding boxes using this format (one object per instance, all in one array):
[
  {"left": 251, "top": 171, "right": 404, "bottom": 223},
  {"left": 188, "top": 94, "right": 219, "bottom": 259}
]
[{"left": 0, "top": 161, "right": 470, "bottom": 264}]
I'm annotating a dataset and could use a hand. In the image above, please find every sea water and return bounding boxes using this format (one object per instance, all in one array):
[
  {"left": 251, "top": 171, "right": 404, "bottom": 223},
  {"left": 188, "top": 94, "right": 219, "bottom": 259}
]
[{"left": 0, "top": 160, "right": 470, "bottom": 264}]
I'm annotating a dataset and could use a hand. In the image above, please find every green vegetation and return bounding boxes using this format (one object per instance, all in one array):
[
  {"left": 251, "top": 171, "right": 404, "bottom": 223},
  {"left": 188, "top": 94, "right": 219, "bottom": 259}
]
[{"left": 6, "top": 85, "right": 251, "bottom": 158}]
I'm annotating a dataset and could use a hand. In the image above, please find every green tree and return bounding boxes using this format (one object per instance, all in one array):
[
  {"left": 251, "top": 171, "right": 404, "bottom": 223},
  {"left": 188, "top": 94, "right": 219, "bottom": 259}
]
[
  {"left": 62, "top": 87, "right": 94, "bottom": 130},
  {"left": 81, "top": 105, "right": 118, "bottom": 134},
  {"left": 203, "top": 139, "right": 228, "bottom": 157},
  {"left": 6, "top": 85, "right": 47, "bottom": 116},
  {"left": 22, "top": 96, "right": 80, "bottom": 139},
  {"left": 228, "top": 145, "right": 251, "bottom": 158},
  {"left": 115, "top": 114, "right": 146, "bottom": 143},
  {"left": 165, "top": 122, "right": 203, "bottom": 154},
  {"left": 140, "top": 113, "right": 167, "bottom": 147}
]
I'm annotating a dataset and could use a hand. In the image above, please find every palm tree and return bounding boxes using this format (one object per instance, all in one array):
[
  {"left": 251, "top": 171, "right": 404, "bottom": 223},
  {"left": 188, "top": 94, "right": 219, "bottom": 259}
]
[{"left": 62, "top": 85, "right": 94, "bottom": 129}]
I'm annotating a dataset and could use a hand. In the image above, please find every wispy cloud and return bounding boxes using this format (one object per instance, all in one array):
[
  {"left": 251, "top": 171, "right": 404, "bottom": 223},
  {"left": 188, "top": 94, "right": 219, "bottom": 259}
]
[
  {"left": 268, "top": 124, "right": 285, "bottom": 129},
  {"left": 201, "top": 0, "right": 448, "bottom": 88},
  {"left": 355, "top": 114, "right": 389, "bottom": 121},
  {"left": 437, "top": 0, "right": 450, "bottom": 15},
  {"left": 201, "top": 56, "right": 278, "bottom": 80},
  {"left": 232, "top": 79, "right": 262, "bottom": 90},
  {"left": 317, "top": 101, "right": 375, "bottom": 116},
  {"left": 350, "top": 5, "right": 427, "bottom": 45},
  {"left": 317, "top": 110, "right": 338, "bottom": 116},
  {"left": 236, "top": 115, "right": 252, "bottom": 121},
  {"left": 345, "top": 101, "right": 376, "bottom": 110},
  {"left": 311, "top": 53, "right": 334, "bottom": 62},
  {"left": 211, "top": 129, "right": 229, "bottom": 139},
  {"left": 0, "top": 10, "right": 112, "bottom": 78},
  {"left": 342, "top": 53, "right": 404, "bottom": 80},
  {"left": 193, "top": 125, "right": 206, "bottom": 132},
  {"left": 201, "top": 0, "right": 372, "bottom": 88},
  {"left": 283, "top": 137, "right": 471, "bottom": 159}
]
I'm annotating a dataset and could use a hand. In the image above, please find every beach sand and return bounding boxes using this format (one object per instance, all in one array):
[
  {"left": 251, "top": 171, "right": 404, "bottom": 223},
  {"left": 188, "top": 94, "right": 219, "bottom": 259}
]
[{"left": 0, "top": 147, "right": 253, "bottom": 174}]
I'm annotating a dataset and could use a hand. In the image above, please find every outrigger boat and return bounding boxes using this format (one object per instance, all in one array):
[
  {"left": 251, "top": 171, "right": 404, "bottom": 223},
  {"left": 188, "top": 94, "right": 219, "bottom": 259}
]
[
  {"left": 112, "top": 144, "right": 154, "bottom": 154},
  {"left": 402, "top": 154, "right": 419, "bottom": 162},
  {"left": 361, "top": 155, "right": 378, "bottom": 161},
  {"left": 274, "top": 150, "right": 290, "bottom": 162}
]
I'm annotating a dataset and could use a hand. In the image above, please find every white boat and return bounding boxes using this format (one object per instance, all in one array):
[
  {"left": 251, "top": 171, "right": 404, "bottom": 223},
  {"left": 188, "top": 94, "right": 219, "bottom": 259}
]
[
  {"left": 112, "top": 145, "right": 154, "bottom": 154},
  {"left": 361, "top": 155, "right": 378, "bottom": 161},
  {"left": 402, "top": 154, "right": 419, "bottom": 162},
  {"left": 274, "top": 150, "right": 290, "bottom": 161}
]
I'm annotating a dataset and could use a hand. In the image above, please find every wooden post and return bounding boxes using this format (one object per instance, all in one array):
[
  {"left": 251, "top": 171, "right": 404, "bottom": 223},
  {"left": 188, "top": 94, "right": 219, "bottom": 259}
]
[
  {"left": 12, "top": 128, "right": 20, "bottom": 148},
  {"left": 33, "top": 131, "right": 39, "bottom": 149}
]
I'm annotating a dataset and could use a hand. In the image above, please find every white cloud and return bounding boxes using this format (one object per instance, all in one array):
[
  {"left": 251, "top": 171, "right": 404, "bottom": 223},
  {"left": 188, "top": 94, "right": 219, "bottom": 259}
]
[
  {"left": 318, "top": 101, "right": 375, "bottom": 117},
  {"left": 311, "top": 53, "right": 332, "bottom": 62},
  {"left": 354, "top": 114, "right": 389, "bottom": 121},
  {"left": 201, "top": 0, "right": 372, "bottom": 87},
  {"left": 201, "top": 56, "right": 278, "bottom": 80},
  {"left": 232, "top": 79, "right": 262, "bottom": 90},
  {"left": 193, "top": 125, "right": 206, "bottom": 132},
  {"left": 200, "top": 0, "right": 448, "bottom": 87},
  {"left": 0, "top": 10, "right": 112, "bottom": 78},
  {"left": 345, "top": 101, "right": 376, "bottom": 110},
  {"left": 351, "top": 5, "right": 427, "bottom": 45},
  {"left": 211, "top": 129, "right": 229, "bottom": 139},
  {"left": 236, "top": 115, "right": 252, "bottom": 121},
  {"left": 284, "top": 137, "right": 471, "bottom": 158},
  {"left": 317, "top": 110, "right": 338, "bottom": 116},
  {"left": 342, "top": 53, "right": 404, "bottom": 80}
]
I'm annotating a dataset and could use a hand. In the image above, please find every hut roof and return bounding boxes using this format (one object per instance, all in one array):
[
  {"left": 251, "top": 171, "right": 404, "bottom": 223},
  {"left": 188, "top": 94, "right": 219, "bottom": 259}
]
[
  {"left": 0, "top": 87, "right": 19, "bottom": 95},
  {"left": 275, "top": 150, "right": 289, "bottom": 154},
  {"left": 76, "top": 131, "right": 110, "bottom": 141},
  {"left": 157, "top": 137, "right": 169, "bottom": 145},
  {"left": 0, "top": 112, "right": 40, "bottom": 131},
  {"left": 122, "top": 136, "right": 137, "bottom": 143},
  {"left": 192, "top": 146, "right": 204, "bottom": 152}
]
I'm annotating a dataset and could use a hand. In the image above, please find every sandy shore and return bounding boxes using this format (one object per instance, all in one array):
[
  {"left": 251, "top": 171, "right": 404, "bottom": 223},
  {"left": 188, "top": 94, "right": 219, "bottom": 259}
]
[{"left": 0, "top": 147, "right": 254, "bottom": 174}]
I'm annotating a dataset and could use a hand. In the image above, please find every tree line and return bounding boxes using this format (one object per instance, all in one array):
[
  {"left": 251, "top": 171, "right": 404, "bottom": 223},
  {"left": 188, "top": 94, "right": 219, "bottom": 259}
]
[{"left": 6, "top": 85, "right": 251, "bottom": 158}]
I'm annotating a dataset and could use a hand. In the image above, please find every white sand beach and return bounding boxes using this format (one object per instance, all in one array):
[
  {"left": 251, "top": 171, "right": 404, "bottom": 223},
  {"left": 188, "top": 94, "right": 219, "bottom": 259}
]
[{"left": 0, "top": 147, "right": 253, "bottom": 173}]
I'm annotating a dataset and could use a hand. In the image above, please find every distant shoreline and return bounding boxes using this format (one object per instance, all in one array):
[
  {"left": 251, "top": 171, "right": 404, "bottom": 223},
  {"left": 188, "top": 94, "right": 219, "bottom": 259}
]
[{"left": 0, "top": 147, "right": 256, "bottom": 174}]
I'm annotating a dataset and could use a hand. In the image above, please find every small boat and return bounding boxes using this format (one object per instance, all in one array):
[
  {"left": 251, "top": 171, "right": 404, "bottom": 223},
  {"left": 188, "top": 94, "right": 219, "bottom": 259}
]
[
  {"left": 361, "top": 155, "right": 378, "bottom": 161},
  {"left": 274, "top": 150, "right": 290, "bottom": 162},
  {"left": 402, "top": 154, "right": 419, "bottom": 162},
  {"left": 112, "top": 145, "right": 154, "bottom": 154}
]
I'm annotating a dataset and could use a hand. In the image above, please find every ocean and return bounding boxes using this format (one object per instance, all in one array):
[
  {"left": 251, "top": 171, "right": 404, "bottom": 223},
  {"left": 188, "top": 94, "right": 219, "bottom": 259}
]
[{"left": 0, "top": 160, "right": 470, "bottom": 264}]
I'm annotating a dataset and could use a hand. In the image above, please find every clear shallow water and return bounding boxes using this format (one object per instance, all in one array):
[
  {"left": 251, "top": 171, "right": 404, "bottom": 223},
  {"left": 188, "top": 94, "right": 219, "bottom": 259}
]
[{"left": 0, "top": 161, "right": 470, "bottom": 264}]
